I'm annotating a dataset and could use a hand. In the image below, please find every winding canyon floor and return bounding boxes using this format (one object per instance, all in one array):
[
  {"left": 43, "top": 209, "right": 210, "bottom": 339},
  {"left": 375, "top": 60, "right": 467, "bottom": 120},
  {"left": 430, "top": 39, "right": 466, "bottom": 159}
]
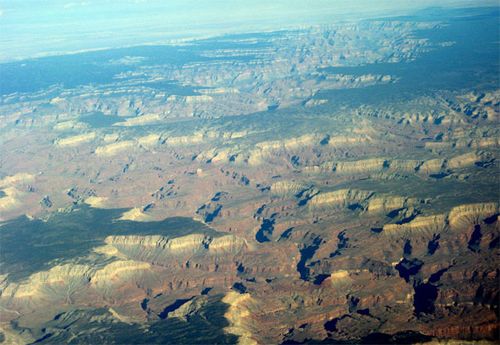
[{"left": 0, "top": 6, "right": 499, "bottom": 345}]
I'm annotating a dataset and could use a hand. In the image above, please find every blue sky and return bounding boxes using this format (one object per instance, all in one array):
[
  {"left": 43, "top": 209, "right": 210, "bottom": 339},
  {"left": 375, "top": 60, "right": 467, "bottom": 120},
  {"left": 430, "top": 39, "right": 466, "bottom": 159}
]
[{"left": 0, "top": 0, "right": 496, "bottom": 62}]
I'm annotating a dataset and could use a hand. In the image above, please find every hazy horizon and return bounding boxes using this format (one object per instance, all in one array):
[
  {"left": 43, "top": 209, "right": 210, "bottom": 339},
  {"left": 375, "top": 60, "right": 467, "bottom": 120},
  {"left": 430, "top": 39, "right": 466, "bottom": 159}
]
[{"left": 0, "top": 0, "right": 497, "bottom": 62}]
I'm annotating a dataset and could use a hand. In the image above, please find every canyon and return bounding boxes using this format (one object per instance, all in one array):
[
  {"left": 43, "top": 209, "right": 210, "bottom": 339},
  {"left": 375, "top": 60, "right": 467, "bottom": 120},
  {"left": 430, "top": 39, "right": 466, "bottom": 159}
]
[{"left": 0, "top": 6, "right": 498, "bottom": 345}]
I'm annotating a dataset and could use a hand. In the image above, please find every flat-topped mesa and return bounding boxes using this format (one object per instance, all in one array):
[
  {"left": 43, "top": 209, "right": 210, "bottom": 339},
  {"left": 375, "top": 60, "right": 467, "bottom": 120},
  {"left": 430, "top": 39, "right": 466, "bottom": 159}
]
[
  {"left": 308, "top": 189, "right": 374, "bottom": 209},
  {"left": 104, "top": 234, "right": 248, "bottom": 263},
  {"left": 383, "top": 214, "right": 447, "bottom": 238},
  {"left": 55, "top": 132, "right": 97, "bottom": 147},
  {"left": 448, "top": 202, "right": 499, "bottom": 229},
  {"left": 333, "top": 158, "right": 388, "bottom": 174},
  {"left": 270, "top": 181, "right": 307, "bottom": 196},
  {"left": 367, "top": 195, "right": 420, "bottom": 214}
]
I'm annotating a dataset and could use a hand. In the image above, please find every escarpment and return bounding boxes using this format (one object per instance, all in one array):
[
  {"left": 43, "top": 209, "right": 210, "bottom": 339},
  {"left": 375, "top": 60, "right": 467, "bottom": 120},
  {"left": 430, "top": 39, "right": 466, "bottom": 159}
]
[
  {"left": 222, "top": 292, "right": 259, "bottom": 345},
  {"left": 383, "top": 215, "right": 447, "bottom": 237},
  {"left": 382, "top": 202, "right": 499, "bottom": 237},
  {"left": 3, "top": 264, "right": 94, "bottom": 299},
  {"left": 2, "top": 260, "right": 155, "bottom": 301},
  {"left": 448, "top": 203, "right": 499, "bottom": 228},
  {"left": 333, "top": 158, "right": 388, "bottom": 174},
  {"left": 103, "top": 233, "right": 249, "bottom": 264},
  {"left": 308, "top": 189, "right": 374, "bottom": 209},
  {"left": 55, "top": 132, "right": 97, "bottom": 147},
  {"left": 302, "top": 150, "right": 494, "bottom": 177},
  {"left": 271, "top": 181, "right": 307, "bottom": 196},
  {"left": 367, "top": 195, "right": 421, "bottom": 214}
]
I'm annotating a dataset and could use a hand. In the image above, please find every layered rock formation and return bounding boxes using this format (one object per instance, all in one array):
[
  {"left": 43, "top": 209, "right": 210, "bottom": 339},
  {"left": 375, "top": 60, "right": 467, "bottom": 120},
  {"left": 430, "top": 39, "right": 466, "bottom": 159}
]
[{"left": 0, "top": 9, "right": 498, "bottom": 344}]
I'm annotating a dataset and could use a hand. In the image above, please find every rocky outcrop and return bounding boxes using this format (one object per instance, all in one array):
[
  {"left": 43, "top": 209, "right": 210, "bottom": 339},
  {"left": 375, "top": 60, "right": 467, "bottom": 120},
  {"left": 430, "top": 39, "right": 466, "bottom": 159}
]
[
  {"left": 328, "top": 270, "right": 353, "bottom": 288},
  {"left": 222, "top": 292, "right": 258, "bottom": 345},
  {"left": 84, "top": 196, "right": 108, "bottom": 208},
  {"left": 119, "top": 207, "right": 153, "bottom": 222},
  {"left": 167, "top": 295, "right": 208, "bottom": 321}
]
